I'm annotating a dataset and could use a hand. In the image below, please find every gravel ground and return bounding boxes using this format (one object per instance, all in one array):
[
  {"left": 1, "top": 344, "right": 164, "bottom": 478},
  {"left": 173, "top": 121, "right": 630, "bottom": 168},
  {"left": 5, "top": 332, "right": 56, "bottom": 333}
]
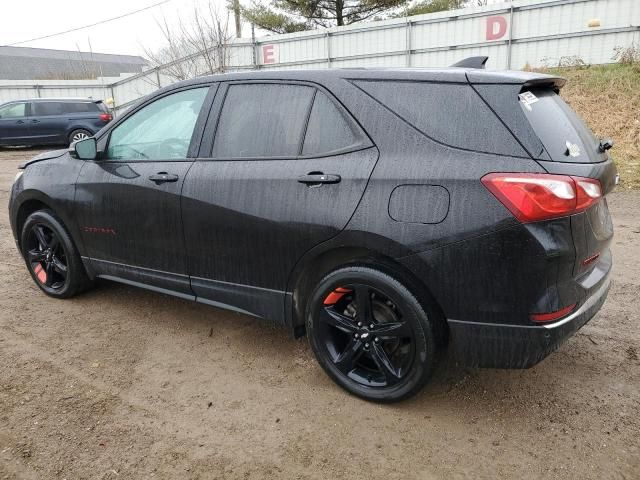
[{"left": 0, "top": 147, "right": 638, "bottom": 480}]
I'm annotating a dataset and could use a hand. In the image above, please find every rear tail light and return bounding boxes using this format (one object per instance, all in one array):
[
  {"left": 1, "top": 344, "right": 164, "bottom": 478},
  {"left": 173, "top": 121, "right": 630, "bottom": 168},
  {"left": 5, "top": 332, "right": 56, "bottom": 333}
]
[
  {"left": 482, "top": 173, "right": 602, "bottom": 223},
  {"left": 99, "top": 113, "right": 113, "bottom": 122},
  {"left": 530, "top": 303, "right": 577, "bottom": 323}
]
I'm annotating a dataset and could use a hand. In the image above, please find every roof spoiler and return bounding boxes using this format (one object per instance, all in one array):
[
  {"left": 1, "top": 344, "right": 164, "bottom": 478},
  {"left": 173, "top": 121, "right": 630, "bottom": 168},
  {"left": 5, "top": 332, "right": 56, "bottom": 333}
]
[{"left": 450, "top": 56, "right": 488, "bottom": 69}]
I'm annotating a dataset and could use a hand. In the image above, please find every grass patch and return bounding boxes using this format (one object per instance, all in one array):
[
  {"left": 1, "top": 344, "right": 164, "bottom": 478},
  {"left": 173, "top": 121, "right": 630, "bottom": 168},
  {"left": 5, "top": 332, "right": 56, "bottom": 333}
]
[{"left": 542, "top": 64, "right": 640, "bottom": 189}]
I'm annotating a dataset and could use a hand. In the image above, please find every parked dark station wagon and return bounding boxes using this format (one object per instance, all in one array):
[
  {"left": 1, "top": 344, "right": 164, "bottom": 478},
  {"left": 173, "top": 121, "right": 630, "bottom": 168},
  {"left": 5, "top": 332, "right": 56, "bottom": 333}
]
[
  {"left": 0, "top": 98, "right": 112, "bottom": 147},
  {"left": 9, "top": 58, "right": 615, "bottom": 401}
]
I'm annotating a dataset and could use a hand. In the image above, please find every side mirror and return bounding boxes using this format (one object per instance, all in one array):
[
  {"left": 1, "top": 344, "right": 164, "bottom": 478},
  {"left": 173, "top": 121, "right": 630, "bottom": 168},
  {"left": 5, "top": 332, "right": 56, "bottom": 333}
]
[{"left": 72, "top": 137, "right": 97, "bottom": 160}]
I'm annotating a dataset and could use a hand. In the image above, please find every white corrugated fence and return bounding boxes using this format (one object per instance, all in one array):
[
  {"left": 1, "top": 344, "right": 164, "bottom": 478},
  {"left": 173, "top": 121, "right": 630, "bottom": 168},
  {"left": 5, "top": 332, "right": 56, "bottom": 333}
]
[{"left": 0, "top": 0, "right": 638, "bottom": 115}]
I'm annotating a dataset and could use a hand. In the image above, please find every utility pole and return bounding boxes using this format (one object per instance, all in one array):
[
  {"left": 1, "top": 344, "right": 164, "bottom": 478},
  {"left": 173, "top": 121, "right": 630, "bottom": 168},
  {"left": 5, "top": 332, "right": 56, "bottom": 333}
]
[{"left": 233, "top": 0, "right": 242, "bottom": 38}]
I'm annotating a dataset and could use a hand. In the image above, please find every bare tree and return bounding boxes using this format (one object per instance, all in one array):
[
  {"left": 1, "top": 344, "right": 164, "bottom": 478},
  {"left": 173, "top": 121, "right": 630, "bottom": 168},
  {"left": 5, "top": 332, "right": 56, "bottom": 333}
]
[{"left": 144, "top": 2, "right": 232, "bottom": 82}]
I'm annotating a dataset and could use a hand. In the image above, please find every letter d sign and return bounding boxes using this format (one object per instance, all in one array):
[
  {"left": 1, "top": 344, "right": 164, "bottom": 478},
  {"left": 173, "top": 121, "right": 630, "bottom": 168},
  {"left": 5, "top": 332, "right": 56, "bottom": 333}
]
[{"left": 486, "top": 16, "right": 507, "bottom": 41}]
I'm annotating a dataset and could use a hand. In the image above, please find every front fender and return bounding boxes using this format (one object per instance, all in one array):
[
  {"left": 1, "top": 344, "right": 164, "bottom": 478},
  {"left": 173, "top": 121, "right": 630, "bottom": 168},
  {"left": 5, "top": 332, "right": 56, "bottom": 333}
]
[{"left": 10, "top": 153, "right": 86, "bottom": 255}]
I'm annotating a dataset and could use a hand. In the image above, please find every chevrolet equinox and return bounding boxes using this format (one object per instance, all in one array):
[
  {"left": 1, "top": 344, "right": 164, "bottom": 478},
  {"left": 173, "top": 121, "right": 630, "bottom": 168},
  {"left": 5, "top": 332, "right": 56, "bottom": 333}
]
[{"left": 9, "top": 58, "right": 615, "bottom": 402}]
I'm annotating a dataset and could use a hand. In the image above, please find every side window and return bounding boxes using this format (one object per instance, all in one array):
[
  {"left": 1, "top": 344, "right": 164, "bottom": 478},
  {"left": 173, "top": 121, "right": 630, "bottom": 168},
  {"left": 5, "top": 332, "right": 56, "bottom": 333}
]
[
  {"left": 0, "top": 102, "right": 27, "bottom": 118},
  {"left": 353, "top": 80, "right": 527, "bottom": 157},
  {"left": 107, "top": 87, "right": 208, "bottom": 161},
  {"left": 213, "top": 83, "right": 314, "bottom": 158},
  {"left": 302, "top": 91, "right": 361, "bottom": 156},
  {"left": 32, "top": 102, "right": 64, "bottom": 116},
  {"left": 64, "top": 102, "right": 96, "bottom": 113}
]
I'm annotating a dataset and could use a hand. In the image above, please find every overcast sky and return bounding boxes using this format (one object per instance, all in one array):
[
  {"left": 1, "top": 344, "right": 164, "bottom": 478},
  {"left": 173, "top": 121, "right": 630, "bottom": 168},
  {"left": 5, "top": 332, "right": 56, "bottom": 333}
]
[
  {"left": 0, "top": 0, "right": 507, "bottom": 58},
  {"left": 0, "top": 0, "right": 239, "bottom": 58}
]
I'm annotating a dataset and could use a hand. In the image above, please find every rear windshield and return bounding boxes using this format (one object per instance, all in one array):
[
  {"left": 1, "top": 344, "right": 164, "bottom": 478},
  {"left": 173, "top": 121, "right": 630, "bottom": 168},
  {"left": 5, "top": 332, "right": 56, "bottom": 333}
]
[
  {"left": 94, "top": 101, "right": 110, "bottom": 113},
  {"left": 518, "top": 88, "right": 605, "bottom": 163}
]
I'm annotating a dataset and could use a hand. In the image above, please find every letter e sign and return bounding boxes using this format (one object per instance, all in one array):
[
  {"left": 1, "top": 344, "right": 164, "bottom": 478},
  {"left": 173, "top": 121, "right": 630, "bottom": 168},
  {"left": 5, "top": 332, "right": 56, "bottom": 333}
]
[
  {"left": 262, "top": 44, "right": 277, "bottom": 64},
  {"left": 486, "top": 16, "right": 508, "bottom": 41}
]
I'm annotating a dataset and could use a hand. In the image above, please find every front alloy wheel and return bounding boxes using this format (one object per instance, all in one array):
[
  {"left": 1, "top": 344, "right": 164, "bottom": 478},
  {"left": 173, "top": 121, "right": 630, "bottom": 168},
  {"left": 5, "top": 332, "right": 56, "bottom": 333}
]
[
  {"left": 307, "top": 266, "right": 439, "bottom": 402},
  {"left": 21, "top": 210, "right": 92, "bottom": 298},
  {"left": 26, "top": 223, "right": 68, "bottom": 290}
]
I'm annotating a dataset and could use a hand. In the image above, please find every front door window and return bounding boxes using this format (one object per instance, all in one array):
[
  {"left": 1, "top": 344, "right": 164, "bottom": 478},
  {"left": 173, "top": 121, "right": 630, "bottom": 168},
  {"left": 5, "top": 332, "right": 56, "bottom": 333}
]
[{"left": 107, "top": 88, "right": 208, "bottom": 161}]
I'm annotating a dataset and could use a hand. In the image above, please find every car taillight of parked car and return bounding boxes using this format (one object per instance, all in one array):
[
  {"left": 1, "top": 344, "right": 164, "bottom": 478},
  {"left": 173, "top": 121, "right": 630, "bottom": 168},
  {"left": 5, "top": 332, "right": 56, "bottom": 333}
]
[
  {"left": 99, "top": 113, "right": 113, "bottom": 122},
  {"left": 481, "top": 173, "right": 602, "bottom": 223}
]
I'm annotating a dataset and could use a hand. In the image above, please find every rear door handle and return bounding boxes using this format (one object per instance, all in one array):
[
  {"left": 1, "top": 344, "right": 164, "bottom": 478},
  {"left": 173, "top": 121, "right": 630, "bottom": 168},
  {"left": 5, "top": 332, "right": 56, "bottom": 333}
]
[
  {"left": 30, "top": 119, "right": 39, "bottom": 123},
  {"left": 16, "top": 120, "right": 25, "bottom": 124},
  {"left": 149, "top": 172, "right": 179, "bottom": 184},
  {"left": 297, "top": 173, "right": 341, "bottom": 185}
]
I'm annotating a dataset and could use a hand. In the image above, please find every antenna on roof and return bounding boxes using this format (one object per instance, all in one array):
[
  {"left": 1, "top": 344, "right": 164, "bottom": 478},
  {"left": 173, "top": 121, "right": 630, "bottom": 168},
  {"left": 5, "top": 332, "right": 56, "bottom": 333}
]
[{"left": 450, "top": 56, "right": 489, "bottom": 69}]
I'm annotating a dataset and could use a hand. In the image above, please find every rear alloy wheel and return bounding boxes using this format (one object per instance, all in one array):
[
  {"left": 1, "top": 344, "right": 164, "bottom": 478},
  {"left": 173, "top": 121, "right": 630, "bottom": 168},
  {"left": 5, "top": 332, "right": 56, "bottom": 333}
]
[
  {"left": 69, "top": 129, "right": 91, "bottom": 145},
  {"left": 21, "top": 210, "right": 92, "bottom": 298},
  {"left": 307, "top": 266, "right": 439, "bottom": 402}
]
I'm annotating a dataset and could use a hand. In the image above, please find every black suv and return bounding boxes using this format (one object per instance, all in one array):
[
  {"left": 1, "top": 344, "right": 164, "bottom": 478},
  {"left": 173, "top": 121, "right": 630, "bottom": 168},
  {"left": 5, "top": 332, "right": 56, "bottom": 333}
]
[
  {"left": 0, "top": 98, "right": 112, "bottom": 147},
  {"left": 9, "top": 59, "right": 615, "bottom": 402}
]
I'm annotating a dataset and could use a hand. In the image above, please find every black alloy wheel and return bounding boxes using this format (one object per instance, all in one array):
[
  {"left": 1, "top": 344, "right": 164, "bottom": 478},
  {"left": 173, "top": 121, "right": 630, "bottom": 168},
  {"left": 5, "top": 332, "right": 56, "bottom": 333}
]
[
  {"left": 307, "top": 266, "right": 439, "bottom": 402},
  {"left": 25, "top": 223, "right": 68, "bottom": 291},
  {"left": 21, "top": 210, "right": 92, "bottom": 298},
  {"left": 320, "top": 284, "right": 415, "bottom": 387}
]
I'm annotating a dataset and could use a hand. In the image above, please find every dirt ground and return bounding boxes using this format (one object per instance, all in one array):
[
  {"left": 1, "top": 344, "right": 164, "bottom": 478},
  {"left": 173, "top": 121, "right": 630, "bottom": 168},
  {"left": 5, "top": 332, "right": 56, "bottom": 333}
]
[{"left": 0, "top": 147, "right": 638, "bottom": 480}]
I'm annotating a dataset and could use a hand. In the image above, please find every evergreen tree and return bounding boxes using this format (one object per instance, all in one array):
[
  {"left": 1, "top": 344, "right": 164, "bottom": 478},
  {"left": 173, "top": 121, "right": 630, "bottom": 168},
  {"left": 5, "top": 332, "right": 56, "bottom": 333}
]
[{"left": 243, "top": 0, "right": 447, "bottom": 34}]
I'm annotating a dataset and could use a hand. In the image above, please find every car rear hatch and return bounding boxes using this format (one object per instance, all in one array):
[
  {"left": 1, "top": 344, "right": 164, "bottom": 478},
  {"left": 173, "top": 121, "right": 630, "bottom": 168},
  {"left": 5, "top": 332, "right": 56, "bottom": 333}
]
[{"left": 470, "top": 72, "right": 616, "bottom": 288}]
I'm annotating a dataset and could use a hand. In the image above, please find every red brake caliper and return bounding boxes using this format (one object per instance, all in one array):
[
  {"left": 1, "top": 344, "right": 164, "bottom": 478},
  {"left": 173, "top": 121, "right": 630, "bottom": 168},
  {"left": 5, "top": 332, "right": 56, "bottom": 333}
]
[
  {"left": 34, "top": 263, "right": 47, "bottom": 284},
  {"left": 323, "top": 287, "right": 352, "bottom": 305}
]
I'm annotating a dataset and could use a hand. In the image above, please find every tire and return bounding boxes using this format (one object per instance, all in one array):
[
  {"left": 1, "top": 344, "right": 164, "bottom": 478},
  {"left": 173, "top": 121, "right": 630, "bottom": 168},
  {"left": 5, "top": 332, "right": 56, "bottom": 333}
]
[
  {"left": 68, "top": 129, "right": 92, "bottom": 145},
  {"left": 306, "top": 266, "right": 440, "bottom": 403},
  {"left": 21, "top": 210, "right": 92, "bottom": 298}
]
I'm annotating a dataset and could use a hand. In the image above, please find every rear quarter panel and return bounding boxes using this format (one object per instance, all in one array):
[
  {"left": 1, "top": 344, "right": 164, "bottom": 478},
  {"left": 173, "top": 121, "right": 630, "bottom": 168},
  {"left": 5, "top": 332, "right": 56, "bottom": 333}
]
[
  {"left": 326, "top": 78, "right": 545, "bottom": 257},
  {"left": 64, "top": 114, "right": 106, "bottom": 136},
  {"left": 320, "top": 78, "right": 567, "bottom": 326}
]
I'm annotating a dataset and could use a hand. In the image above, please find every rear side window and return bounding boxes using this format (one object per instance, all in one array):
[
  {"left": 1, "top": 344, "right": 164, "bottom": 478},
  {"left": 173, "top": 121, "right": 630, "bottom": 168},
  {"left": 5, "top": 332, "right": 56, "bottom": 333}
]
[
  {"left": 64, "top": 102, "right": 99, "bottom": 113},
  {"left": 353, "top": 80, "right": 527, "bottom": 157},
  {"left": 213, "top": 84, "right": 314, "bottom": 158},
  {"left": 302, "top": 91, "right": 361, "bottom": 156},
  {"left": 32, "top": 102, "right": 64, "bottom": 116}
]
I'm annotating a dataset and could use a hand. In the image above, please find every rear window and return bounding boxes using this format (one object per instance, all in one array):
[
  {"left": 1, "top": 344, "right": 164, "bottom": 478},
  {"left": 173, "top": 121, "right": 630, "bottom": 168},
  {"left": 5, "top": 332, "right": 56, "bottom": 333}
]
[
  {"left": 518, "top": 88, "right": 604, "bottom": 163},
  {"left": 353, "top": 80, "right": 527, "bottom": 157},
  {"left": 213, "top": 84, "right": 314, "bottom": 159},
  {"left": 302, "top": 91, "right": 361, "bottom": 156},
  {"left": 94, "top": 101, "right": 110, "bottom": 113}
]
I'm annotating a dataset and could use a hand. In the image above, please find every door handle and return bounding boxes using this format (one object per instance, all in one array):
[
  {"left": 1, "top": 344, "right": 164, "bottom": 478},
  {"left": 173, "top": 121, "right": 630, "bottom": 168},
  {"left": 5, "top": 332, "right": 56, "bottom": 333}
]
[
  {"left": 30, "top": 119, "right": 39, "bottom": 123},
  {"left": 297, "top": 173, "right": 341, "bottom": 185},
  {"left": 16, "top": 120, "right": 25, "bottom": 124},
  {"left": 149, "top": 172, "right": 179, "bottom": 184}
]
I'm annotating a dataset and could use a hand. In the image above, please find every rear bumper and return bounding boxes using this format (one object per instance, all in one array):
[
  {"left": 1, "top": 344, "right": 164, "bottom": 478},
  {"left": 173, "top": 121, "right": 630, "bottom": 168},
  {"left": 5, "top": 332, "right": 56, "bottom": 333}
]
[{"left": 447, "top": 274, "right": 611, "bottom": 368}]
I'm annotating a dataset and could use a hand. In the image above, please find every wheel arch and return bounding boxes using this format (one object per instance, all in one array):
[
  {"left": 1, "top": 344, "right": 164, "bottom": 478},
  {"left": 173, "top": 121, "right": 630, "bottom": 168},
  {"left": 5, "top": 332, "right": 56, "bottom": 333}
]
[
  {"left": 13, "top": 191, "right": 83, "bottom": 255},
  {"left": 288, "top": 245, "right": 448, "bottom": 347},
  {"left": 66, "top": 126, "right": 94, "bottom": 139}
]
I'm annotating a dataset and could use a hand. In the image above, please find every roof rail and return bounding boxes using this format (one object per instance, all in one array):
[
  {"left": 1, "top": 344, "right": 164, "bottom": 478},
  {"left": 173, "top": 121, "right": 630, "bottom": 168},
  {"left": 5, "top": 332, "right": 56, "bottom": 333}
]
[{"left": 450, "top": 56, "right": 488, "bottom": 69}]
